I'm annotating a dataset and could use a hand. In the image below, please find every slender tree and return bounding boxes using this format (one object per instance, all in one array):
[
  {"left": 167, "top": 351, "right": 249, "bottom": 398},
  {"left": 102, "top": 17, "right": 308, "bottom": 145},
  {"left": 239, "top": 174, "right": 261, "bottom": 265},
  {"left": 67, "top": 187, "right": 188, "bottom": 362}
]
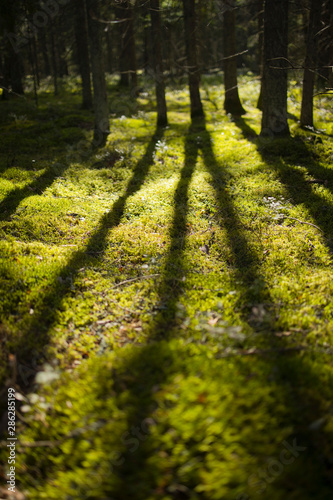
[
  {"left": 115, "top": 0, "right": 138, "bottom": 90},
  {"left": 182, "top": 0, "right": 204, "bottom": 118},
  {"left": 105, "top": 27, "right": 113, "bottom": 74},
  {"left": 38, "top": 28, "right": 51, "bottom": 77},
  {"left": 256, "top": 0, "right": 264, "bottom": 109},
  {"left": 49, "top": 20, "right": 58, "bottom": 95},
  {"left": 300, "top": 0, "right": 322, "bottom": 128},
  {"left": 150, "top": 0, "right": 168, "bottom": 126},
  {"left": 1, "top": 3, "right": 25, "bottom": 98},
  {"left": 56, "top": 20, "right": 69, "bottom": 78},
  {"left": 222, "top": 3, "right": 246, "bottom": 115},
  {"left": 261, "top": 0, "right": 290, "bottom": 137},
  {"left": 86, "top": 0, "right": 109, "bottom": 146},
  {"left": 329, "top": 0, "right": 333, "bottom": 88},
  {"left": 74, "top": 0, "right": 93, "bottom": 109}
]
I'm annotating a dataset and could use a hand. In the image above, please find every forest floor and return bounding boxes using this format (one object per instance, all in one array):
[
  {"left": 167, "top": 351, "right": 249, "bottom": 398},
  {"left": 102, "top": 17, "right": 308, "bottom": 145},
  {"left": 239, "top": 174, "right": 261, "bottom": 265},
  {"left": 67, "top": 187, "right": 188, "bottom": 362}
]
[{"left": 0, "top": 74, "right": 333, "bottom": 499}]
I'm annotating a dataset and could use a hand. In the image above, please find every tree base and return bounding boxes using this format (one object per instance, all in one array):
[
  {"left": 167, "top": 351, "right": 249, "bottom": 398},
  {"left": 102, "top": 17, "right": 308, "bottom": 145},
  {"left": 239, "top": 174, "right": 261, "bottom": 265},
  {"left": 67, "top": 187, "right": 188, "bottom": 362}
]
[
  {"left": 157, "top": 115, "right": 168, "bottom": 127},
  {"left": 224, "top": 100, "right": 246, "bottom": 116},
  {"left": 260, "top": 127, "right": 290, "bottom": 138},
  {"left": 92, "top": 130, "right": 109, "bottom": 149},
  {"left": 191, "top": 108, "right": 205, "bottom": 120}
]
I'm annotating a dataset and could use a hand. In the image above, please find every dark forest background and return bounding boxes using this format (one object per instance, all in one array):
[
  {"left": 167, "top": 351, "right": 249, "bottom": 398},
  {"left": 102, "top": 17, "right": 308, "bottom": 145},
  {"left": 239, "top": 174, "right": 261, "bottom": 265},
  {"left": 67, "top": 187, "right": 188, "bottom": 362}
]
[{"left": 0, "top": 0, "right": 332, "bottom": 138}]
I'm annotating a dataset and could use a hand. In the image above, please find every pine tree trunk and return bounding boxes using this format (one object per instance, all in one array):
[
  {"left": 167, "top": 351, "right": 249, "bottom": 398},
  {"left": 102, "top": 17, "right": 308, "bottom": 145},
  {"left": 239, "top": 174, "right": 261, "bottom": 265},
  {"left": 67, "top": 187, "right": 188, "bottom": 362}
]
[
  {"left": 1, "top": 4, "right": 24, "bottom": 97},
  {"left": 326, "top": 0, "right": 333, "bottom": 88},
  {"left": 182, "top": 0, "right": 204, "bottom": 119},
  {"left": 257, "top": 0, "right": 264, "bottom": 109},
  {"left": 32, "top": 35, "right": 40, "bottom": 88},
  {"left": 38, "top": 28, "right": 51, "bottom": 77},
  {"left": 86, "top": 0, "right": 109, "bottom": 147},
  {"left": 300, "top": 0, "right": 322, "bottom": 128},
  {"left": 150, "top": 0, "right": 168, "bottom": 126},
  {"left": 143, "top": 24, "right": 150, "bottom": 76},
  {"left": 116, "top": 1, "right": 138, "bottom": 90},
  {"left": 56, "top": 19, "right": 69, "bottom": 78},
  {"left": 261, "top": 0, "right": 290, "bottom": 137},
  {"left": 105, "top": 29, "right": 113, "bottom": 74},
  {"left": 9, "top": 48, "right": 24, "bottom": 95},
  {"left": 2, "top": 54, "right": 10, "bottom": 100},
  {"left": 50, "top": 22, "right": 58, "bottom": 95},
  {"left": 223, "top": 7, "right": 245, "bottom": 116},
  {"left": 74, "top": 0, "right": 93, "bottom": 109}
]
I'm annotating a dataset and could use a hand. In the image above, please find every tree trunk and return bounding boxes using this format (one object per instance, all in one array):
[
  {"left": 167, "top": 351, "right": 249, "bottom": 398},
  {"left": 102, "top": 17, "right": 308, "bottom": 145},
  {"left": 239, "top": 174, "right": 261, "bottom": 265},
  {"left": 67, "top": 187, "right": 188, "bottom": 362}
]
[
  {"left": 50, "top": 22, "right": 58, "bottom": 95},
  {"left": 38, "top": 28, "right": 51, "bottom": 77},
  {"left": 32, "top": 35, "right": 40, "bottom": 88},
  {"left": 321, "top": 0, "right": 333, "bottom": 88},
  {"left": 300, "top": 0, "right": 322, "bottom": 128},
  {"left": 116, "top": 1, "right": 138, "bottom": 90},
  {"left": 9, "top": 48, "right": 24, "bottom": 95},
  {"left": 223, "top": 6, "right": 246, "bottom": 116},
  {"left": 86, "top": 0, "right": 109, "bottom": 147},
  {"left": 56, "top": 19, "right": 69, "bottom": 78},
  {"left": 330, "top": 1, "right": 333, "bottom": 88},
  {"left": 261, "top": 0, "right": 290, "bottom": 137},
  {"left": 257, "top": 0, "right": 264, "bottom": 109},
  {"left": 1, "top": 3, "right": 24, "bottom": 98},
  {"left": 150, "top": 0, "right": 168, "bottom": 126},
  {"left": 105, "top": 28, "right": 113, "bottom": 74},
  {"left": 74, "top": 0, "right": 93, "bottom": 109},
  {"left": 182, "top": 0, "right": 204, "bottom": 119},
  {"left": 2, "top": 11, "right": 24, "bottom": 97}
]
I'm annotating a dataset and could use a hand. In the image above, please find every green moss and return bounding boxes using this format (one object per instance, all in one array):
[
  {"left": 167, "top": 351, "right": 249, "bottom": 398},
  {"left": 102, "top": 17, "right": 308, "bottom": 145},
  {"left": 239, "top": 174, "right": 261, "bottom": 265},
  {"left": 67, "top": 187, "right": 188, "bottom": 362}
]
[{"left": 0, "top": 76, "right": 333, "bottom": 499}]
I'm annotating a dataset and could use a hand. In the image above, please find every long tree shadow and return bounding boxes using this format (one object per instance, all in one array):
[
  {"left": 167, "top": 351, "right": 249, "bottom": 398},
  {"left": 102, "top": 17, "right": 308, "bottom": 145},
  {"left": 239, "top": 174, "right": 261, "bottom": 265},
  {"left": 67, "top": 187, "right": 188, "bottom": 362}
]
[
  {"left": 232, "top": 116, "right": 259, "bottom": 143},
  {"left": 199, "top": 121, "right": 333, "bottom": 498},
  {"left": 0, "top": 163, "right": 71, "bottom": 222},
  {"left": 101, "top": 122, "right": 271, "bottom": 499},
  {"left": 0, "top": 123, "right": 97, "bottom": 222},
  {"left": 234, "top": 117, "right": 333, "bottom": 202},
  {"left": 96, "top": 120, "right": 333, "bottom": 499},
  {"left": 1, "top": 127, "right": 165, "bottom": 390},
  {"left": 10, "top": 124, "right": 333, "bottom": 499},
  {"left": 258, "top": 139, "right": 333, "bottom": 246},
  {"left": 104, "top": 124, "right": 201, "bottom": 499}
]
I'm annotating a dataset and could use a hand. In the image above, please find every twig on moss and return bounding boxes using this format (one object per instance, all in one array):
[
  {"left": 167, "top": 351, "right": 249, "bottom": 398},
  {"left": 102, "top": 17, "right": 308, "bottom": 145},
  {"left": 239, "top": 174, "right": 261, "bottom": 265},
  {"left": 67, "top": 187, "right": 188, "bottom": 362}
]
[
  {"left": 283, "top": 216, "right": 323, "bottom": 233},
  {"left": 112, "top": 274, "right": 160, "bottom": 289}
]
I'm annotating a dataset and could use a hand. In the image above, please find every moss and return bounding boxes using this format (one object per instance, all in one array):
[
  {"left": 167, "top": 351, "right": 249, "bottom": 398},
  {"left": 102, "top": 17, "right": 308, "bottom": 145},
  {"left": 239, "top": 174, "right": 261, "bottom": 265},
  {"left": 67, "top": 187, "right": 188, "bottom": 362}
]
[{"left": 0, "top": 76, "right": 333, "bottom": 499}]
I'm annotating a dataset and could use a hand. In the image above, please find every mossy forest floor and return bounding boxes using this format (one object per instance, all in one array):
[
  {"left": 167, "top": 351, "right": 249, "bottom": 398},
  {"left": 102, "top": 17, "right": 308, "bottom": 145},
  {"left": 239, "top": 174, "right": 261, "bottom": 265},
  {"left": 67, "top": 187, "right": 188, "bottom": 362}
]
[{"left": 0, "top": 74, "right": 333, "bottom": 499}]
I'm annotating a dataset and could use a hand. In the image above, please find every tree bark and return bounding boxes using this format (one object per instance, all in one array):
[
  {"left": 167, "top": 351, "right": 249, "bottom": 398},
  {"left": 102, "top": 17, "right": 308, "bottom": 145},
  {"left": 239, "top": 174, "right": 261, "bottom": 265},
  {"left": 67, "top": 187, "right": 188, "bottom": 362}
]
[
  {"left": 105, "top": 28, "right": 113, "bottom": 74},
  {"left": 1, "top": 4, "right": 24, "bottom": 97},
  {"left": 256, "top": 0, "right": 264, "bottom": 109},
  {"left": 223, "top": 6, "right": 246, "bottom": 116},
  {"left": 330, "top": 1, "right": 333, "bottom": 88},
  {"left": 116, "top": 0, "right": 138, "bottom": 90},
  {"left": 56, "top": 21, "right": 69, "bottom": 78},
  {"left": 320, "top": 0, "right": 333, "bottom": 88},
  {"left": 74, "top": 0, "right": 93, "bottom": 109},
  {"left": 182, "top": 0, "right": 204, "bottom": 119},
  {"left": 150, "top": 0, "right": 168, "bottom": 126},
  {"left": 38, "top": 28, "right": 51, "bottom": 77},
  {"left": 300, "top": 0, "right": 322, "bottom": 128},
  {"left": 32, "top": 34, "right": 40, "bottom": 88},
  {"left": 50, "top": 21, "right": 58, "bottom": 95},
  {"left": 8, "top": 48, "right": 25, "bottom": 95},
  {"left": 261, "top": 0, "right": 290, "bottom": 137},
  {"left": 86, "top": 0, "right": 109, "bottom": 147}
]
